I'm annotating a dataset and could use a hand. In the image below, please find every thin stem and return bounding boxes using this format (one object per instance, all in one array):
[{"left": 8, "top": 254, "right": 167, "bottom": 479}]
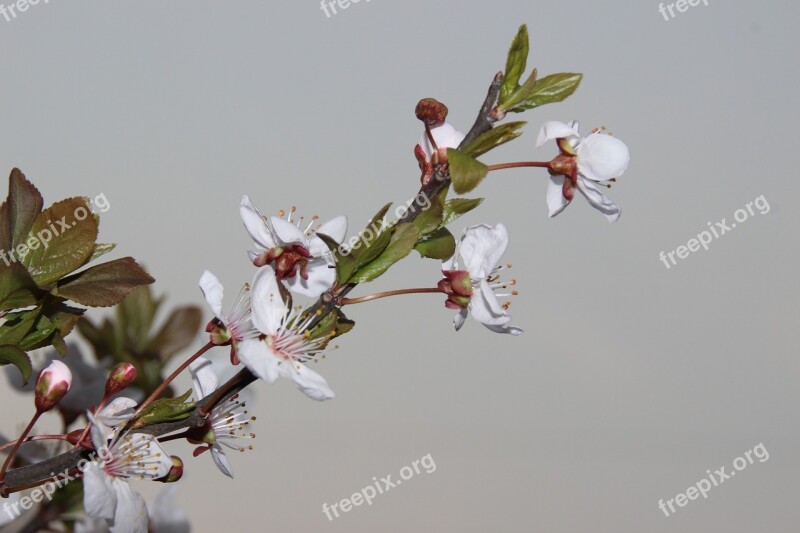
[
  {"left": 0, "top": 434, "right": 69, "bottom": 453},
  {"left": 487, "top": 161, "right": 551, "bottom": 171},
  {"left": 0, "top": 411, "right": 42, "bottom": 482},
  {"left": 134, "top": 342, "right": 214, "bottom": 418},
  {"left": 73, "top": 398, "right": 107, "bottom": 449},
  {"left": 339, "top": 287, "right": 444, "bottom": 306}
]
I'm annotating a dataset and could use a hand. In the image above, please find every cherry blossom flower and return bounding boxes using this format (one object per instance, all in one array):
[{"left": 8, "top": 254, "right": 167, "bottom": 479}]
[
  {"left": 240, "top": 196, "right": 347, "bottom": 298},
  {"left": 82, "top": 416, "right": 172, "bottom": 533},
  {"left": 537, "top": 120, "right": 630, "bottom": 222},
  {"left": 240, "top": 266, "right": 336, "bottom": 401},
  {"left": 188, "top": 357, "right": 256, "bottom": 478},
  {"left": 442, "top": 224, "right": 522, "bottom": 335}
]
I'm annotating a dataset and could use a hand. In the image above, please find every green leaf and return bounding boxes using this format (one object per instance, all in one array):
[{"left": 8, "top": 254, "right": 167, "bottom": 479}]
[
  {"left": 132, "top": 389, "right": 195, "bottom": 428},
  {"left": 442, "top": 198, "right": 485, "bottom": 226},
  {"left": 462, "top": 122, "right": 527, "bottom": 158},
  {"left": 500, "top": 25, "right": 529, "bottom": 105},
  {"left": 0, "top": 263, "right": 41, "bottom": 312},
  {"left": 447, "top": 149, "right": 489, "bottom": 195},
  {"left": 88, "top": 243, "right": 117, "bottom": 263},
  {"left": 118, "top": 286, "right": 163, "bottom": 352},
  {"left": 349, "top": 223, "right": 419, "bottom": 283},
  {"left": 0, "top": 308, "right": 40, "bottom": 346},
  {"left": 510, "top": 72, "right": 583, "bottom": 112},
  {"left": 414, "top": 190, "right": 445, "bottom": 236},
  {"left": 54, "top": 257, "right": 155, "bottom": 308},
  {"left": 0, "top": 345, "right": 32, "bottom": 383},
  {"left": 314, "top": 232, "right": 356, "bottom": 286},
  {"left": 7, "top": 169, "right": 44, "bottom": 250},
  {"left": 21, "top": 197, "right": 99, "bottom": 286},
  {"left": 369, "top": 203, "right": 392, "bottom": 229},
  {"left": 148, "top": 306, "right": 203, "bottom": 360},
  {"left": 415, "top": 227, "right": 457, "bottom": 260},
  {"left": 352, "top": 226, "right": 394, "bottom": 270}
]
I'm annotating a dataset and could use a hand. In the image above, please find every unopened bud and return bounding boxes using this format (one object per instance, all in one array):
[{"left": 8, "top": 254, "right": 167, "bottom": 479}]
[
  {"left": 415, "top": 98, "right": 449, "bottom": 128},
  {"left": 159, "top": 456, "right": 185, "bottom": 483},
  {"left": 105, "top": 362, "right": 137, "bottom": 397},
  {"left": 34, "top": 360, "right": 72, "bottom": 412}
]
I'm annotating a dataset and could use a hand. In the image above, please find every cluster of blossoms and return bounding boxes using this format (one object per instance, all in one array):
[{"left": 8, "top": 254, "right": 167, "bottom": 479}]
[{"left": 0, "top": 25, "right": 632, "bottom": 531}]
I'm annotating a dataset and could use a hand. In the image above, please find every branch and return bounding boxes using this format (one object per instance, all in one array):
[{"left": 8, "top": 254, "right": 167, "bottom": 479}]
[{"left": 1, "top": 369, "right": 257, "bottom": 494}]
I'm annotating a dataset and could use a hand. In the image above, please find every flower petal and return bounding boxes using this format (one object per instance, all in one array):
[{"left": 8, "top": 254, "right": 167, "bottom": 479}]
[
  {"left": 270, "top": 216, "right": 307, "bottom": 246},
  {"left": 536, "top": 121, "right": 580, "bottom": 148},
  {"left": 576, "top": 178, "right": 621, "bottom": 222},
  {"left": 0, "top": 493, "right": 20, "bottom": 526},
  {"left": 96, "top": 397, "right": 138, "bottom": 428},
  {"left": 199, "top": 271, "right": 225, "bottom": 321},
  {"left": 250, "top": 267, "right": 288, "bottom": 335},
  {"left": 484, "top": 323, "right": 524, "bottom": 336},
  {"left": 110, "top": 479, "right": 148, "bottom": 533},
  {"left": 240, "top": 196, "right": 276, "bottom": 251},
  {"left": 469, "top": 279, "right": 512, "bottom": 327},
  {"left": 576, "top": 133, "right": 630, "bottom": 182},
  {"left": 237, "top": 339, "right": 279, "bottom": 383},
  {"left": 457, "top": 224, "right": 509, "bottom": 279},
  {"left": 285, "top": 259, "right": 336, "bottom": 298},
  {"left": 189, "top": 357, "right": 218, "bottom": 401},
  {"left": 419, "top": 122, "right": 465, "bottom": 159},
  {"left": 453, "top": 308, "right": 468, "bottom": 331},
  {"left": 279, "top": 363, "right": 335, "bottom": 401},
  {"left": 546, "top": 175, "right": 571, "bottom": 218},
  {"left": 83, "top": 463, "right": 117, "bottom": 521},
  {"left": 308, "top": 215, "right": 348, "bottom": 257},
  {"left": 211, "top": 445, "right": 234, "bottom": 479}
]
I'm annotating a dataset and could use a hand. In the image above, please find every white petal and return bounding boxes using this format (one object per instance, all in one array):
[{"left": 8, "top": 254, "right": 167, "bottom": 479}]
[
  {"left": 211, "top": 445, "right": 234, "bottom": 479},
  {"left": 238, "top": 339, "right": 279, "bottom": 383},
  {"left": 469, "top": 280, "right": 512, "bottom": 327},
  {"left": 546, "top": 175, "right": 571, "bottom": 218},
  {"left": 83, "top": 463, "right": 117, "bottom": 521},
  {"left": 110, "top": 479, "right": 148, "bottom": 533},
  {"left": 576, "top": 133, "right": 630, "bottom": 182},
  {"left": 458, "top": 224, "right": 509, "bottom": 279},
  {"left": 453, "top": 309, "right": 468, "bottom": 331},
  {"left": 484, "top": 323, "right": 524, "bottom": 336},
  {"left": 240, "top": 196, "right": 276, "bottom": 250},
  {"left": 279, "top": 363, "right": 335, "bottom": 401},
  {"left": 536, "top": 121, "right": 580, "bottom": 148},
  {"left": 285, "top": 259, "right": 336, "bottom": 298},
  {"left": 189, "top": 357, "right": 218, "bottom": 400},
  {"left": 270, "top": 216, "right": 307, "bottom": 246},
  {"left": 96, "top": 397, "right": 138, "bottom": 427},
  {"left": 308, "top": 215, "right": 348, "bottom": 257},
  {"left": 576, "top": 178, "right": 621, "bottom": 222},
  {"left": 250, "top": 267, "right": 288, "bottom": 335},
  {"left": 419, "top": 122, "right": 465, "bottom": 159},
  {"left": 198, "top": 271, "right": 225, "bottom": 321},
  {"left": 75, "top": 516, "right": 111, "bottom": 533},
  {"left": 88, "top": 413, "right": 108, "bottom": 452}
]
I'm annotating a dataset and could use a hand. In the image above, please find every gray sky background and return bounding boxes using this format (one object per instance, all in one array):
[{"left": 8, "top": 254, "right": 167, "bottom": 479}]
[{"left": 1, "top": 1, "right": 799, "bottom": 531}]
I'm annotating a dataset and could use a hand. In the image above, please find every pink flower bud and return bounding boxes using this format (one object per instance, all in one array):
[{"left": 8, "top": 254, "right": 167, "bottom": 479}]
[
  {"left": 159, "top": 456, "right": 185, "bottom": 483},
  {"left": 105, "top": 362, "right": 138, "bottom": 397},
  {"left": 34, "top": 360, "right": 72, "bottom": 412}
]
